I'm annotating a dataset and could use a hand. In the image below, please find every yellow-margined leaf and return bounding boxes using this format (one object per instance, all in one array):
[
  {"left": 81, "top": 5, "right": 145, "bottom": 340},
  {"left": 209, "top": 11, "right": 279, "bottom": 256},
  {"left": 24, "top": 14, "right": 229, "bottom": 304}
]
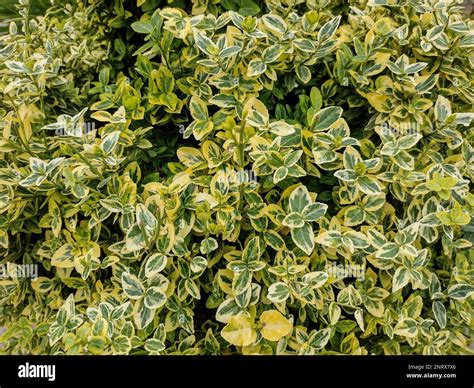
[
  {"left": 259, "top": 310, "right": 293, "bottom": 341},
  {"left": 221, "top": 315, "right": 256, "bottom": 347}
]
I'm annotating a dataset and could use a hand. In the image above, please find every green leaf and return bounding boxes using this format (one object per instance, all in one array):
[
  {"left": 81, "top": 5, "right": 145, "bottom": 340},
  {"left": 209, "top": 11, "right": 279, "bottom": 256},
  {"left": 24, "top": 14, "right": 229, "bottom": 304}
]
[
  {"left": 343, "top": 147, "right": 362, "bottom": 170},
  {"left": 121, "top": 272, "right": 145, "bottom": 299},
  {"left": 131, "top": 21, "right": 153, "bottom": 34},
  {"left": 263, "top": 44, "right": 283, "bottom": 63},
  {"left": 269, "top": 121, "right": 295, "bottom": 136},
  {"left": 293, "top": 39, "right": 316, "bottom": 53},
  {"left": 344, "top": 231, "right": 369, "bottom": 249},
  {"left": 273, "top": 166, "right": 288, "bottom": 184},
  {"left": 415, "top": 74, "right": 438, "bottom": 93},
  {"left": 282, "top": 212, "right": 305, "bottom": 228},
  {"left": 296, "top": 65, "right": 311, "bottom": 84},
  {"left": 315, "top": 230, "right": 342, "bottom": 248},
  {"left": 246, "top": 98, "right": 269, "bottom": 127},
  {"left": 311, "top": 106, "right": 343, "bottom": 131},
  {"left": 291, "top": 223, "right": 315, "bottom": 255},
  {"left": 112, "top": 335, "right": 132, "bottom": 354},
  {"left": 427, "top": 176, "right": 457, "bottom": 192},
  {"left": 156, "top": 66, "right": 175, "bottom": 94},
  {"left": 190, "top": 256, "right": 208, "bottom": 273},
  {"left": 200, "top": 237, "right": 218, "bottom": 254},
  {"left": 19, "top": 173, "right": 45, "bottom": 187},
  {"left": 337, "top": 285, "right": 362, "bottom": 307},
  {"left": 233, "top": 269, "right": 252, "bottom": 293},
  {"left": 394, "top": 318, "right": 418, "bottom": 338},
  {"left": 48, "top": 323, "right": 66, "bottom": 346},
  {"left": 289, "top": 185, "right": 312, "bottom": 213},
  {"left": 267, "top": 282, "right": 290, "bottom": 303},
  {"left": 367, "top": 287, "right": 390, "bottom": 301},
  {"left": 398, "top": 133, "right": 422, "bottom": 150},
  {"left": 434, "top": 95, "right": 451, "bottom": 122},
  {"left": 88, "top": 336, "right": 107, "bottom": 355},
  {"left": 344, "top": 206, "right": 365, "bottom": 226},
  {"left": 262, "top": 14, "right": 287, "bottom": 34},
  {"left": 125, "top": 225, "right": 146, "bottom": 252},
  {"left": 209, "top": 93, "right": 237, "bottom": 108},
  {"left": 308, "top": 328, "right": 331, "bottom": 349},
  {"left": 405, "top": 62, "right": 427, "bottom": 74},
  {"left": 318, "top": 16, "right": 341, "bottom": 42},
  {"left": 242, "top": 237, "right": 261, "bottom": 262},
  {"left": 302, "top": 203, "right": 327, "bottom": 222},
  {"left": 189, "top": 96, "right": 209, "bottom": 121},
  {"left": 177, "top": 147, "right": 206, "bottom": 167},
  {"left": 51, "top": 244, "right": 75, "bottom": 269},
  {"left": 100, "top": 131, "right": 120, "bottom": 155},
  {"left": 364, "top": 299, "right": 385, "bottom": 318},
  {"left": 239, "top": 1, "right": 260, "bottom": 16},
  {"left": 392, "top": 267, "right": 410, "bottom": 292},
  {"left": 247, "top": 59, "right": 267, "bottom": 77},
  {"left": 133, "top": 299, "right": 154, "bottom": 330},
  {"left": 283, "top": 150, "right": 302, "bottom": 167},
  {"left": 185, "top": 278, "right": 201, "bottom": 299},
  {"left": 264, "top": 230, "right": 285, "bottom": 251},
  {"left": 145, "top": 338, "right": 166, "bottom": 353},
  {"left": 144, "top": 287, "right": 167, "bottom": 309},
  {"left": 219, "top": 45, "right": 242, "bottom": 58},
  {"left": 392, "top": 150, "right": 414, "bottom": 170},
  {"left": 145, "top": 253, "right": 167, "bottom": 278},
  {"left": 91, "top": 111, "right": 113, "bottom": 122},
  {"left": 449, "top": 207, "right": 470, "bottom": 225},
  {"left": 192, "top": 120, "right": 214, "bottom": 140},
  {"left": 380, "top": 141, "right": 399, "bottom": 156},
  {"left": 447, "top": 284, "right": 474, "bottom": 300},
  {"left": 216, "top": 299, "right": 242, "bottom": 324},
  {"left": 329, "top": 302, "right": 341, "bottom": 325},
  {"left": 334, "top": 169, "right": 357, "bottom": 182},
  {"left": 302, "top": 271, "right": 328, "bottom": 289},
  {"left": 454, "top": 113, "right": 474, "bottom": 126},
  {"left": 357, "top": 176, "right": 382, "bottom": 195},
  {"left": 193, "top": 29, "right": 218, "bottom": 56},
  {"left": 5, "top": 60, "right": 29, "bottom": 73},
  {"left": 376, "top": 243, "right": 400, "bottom": 259},
  {"left": 432, "top": 301, "right": 446, "bottom": 329},
  {"left": 31, "top": 277, "right": 53, "bottom": 293},
  {"left": 136, "top": 204, "right": 157, "bottom": 234}
]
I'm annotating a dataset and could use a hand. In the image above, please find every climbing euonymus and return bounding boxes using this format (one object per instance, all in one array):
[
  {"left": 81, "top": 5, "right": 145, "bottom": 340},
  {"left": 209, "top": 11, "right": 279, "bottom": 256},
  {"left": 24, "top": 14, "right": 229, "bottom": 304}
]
[{"left": 0, "top": 0, "right": 472, "bottom": 355}]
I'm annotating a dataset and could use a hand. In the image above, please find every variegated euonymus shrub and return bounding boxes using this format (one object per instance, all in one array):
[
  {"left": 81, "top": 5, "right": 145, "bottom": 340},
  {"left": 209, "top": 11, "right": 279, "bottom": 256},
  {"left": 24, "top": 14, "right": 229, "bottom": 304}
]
[{"left": 0, "top": 0, "right": 473, "bottom": 355}]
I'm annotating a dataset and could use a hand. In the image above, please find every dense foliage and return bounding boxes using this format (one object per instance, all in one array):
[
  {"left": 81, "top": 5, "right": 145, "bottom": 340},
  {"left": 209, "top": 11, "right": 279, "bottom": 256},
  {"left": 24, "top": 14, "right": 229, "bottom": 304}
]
[{"left": 0, "top": 0, "right": 472, "bottom": 355}]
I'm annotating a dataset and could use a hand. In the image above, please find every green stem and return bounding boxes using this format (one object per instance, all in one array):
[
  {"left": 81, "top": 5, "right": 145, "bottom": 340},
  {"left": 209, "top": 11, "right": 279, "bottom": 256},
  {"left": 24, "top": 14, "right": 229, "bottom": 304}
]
[
  {"left": 28, "top": 75, "right": 47, "bottom": 145},
  {"left": 237, "top": 120, "right": 246, "bottom": 213},
  {"left": 75, "top": 153, "right": 101, "bottom": 176},
  {"left": 23, "top": 1, "right": 31, "bottom": 58},
  {"left": 6, "top": 94, "right": 33, "bottom": 155}
]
